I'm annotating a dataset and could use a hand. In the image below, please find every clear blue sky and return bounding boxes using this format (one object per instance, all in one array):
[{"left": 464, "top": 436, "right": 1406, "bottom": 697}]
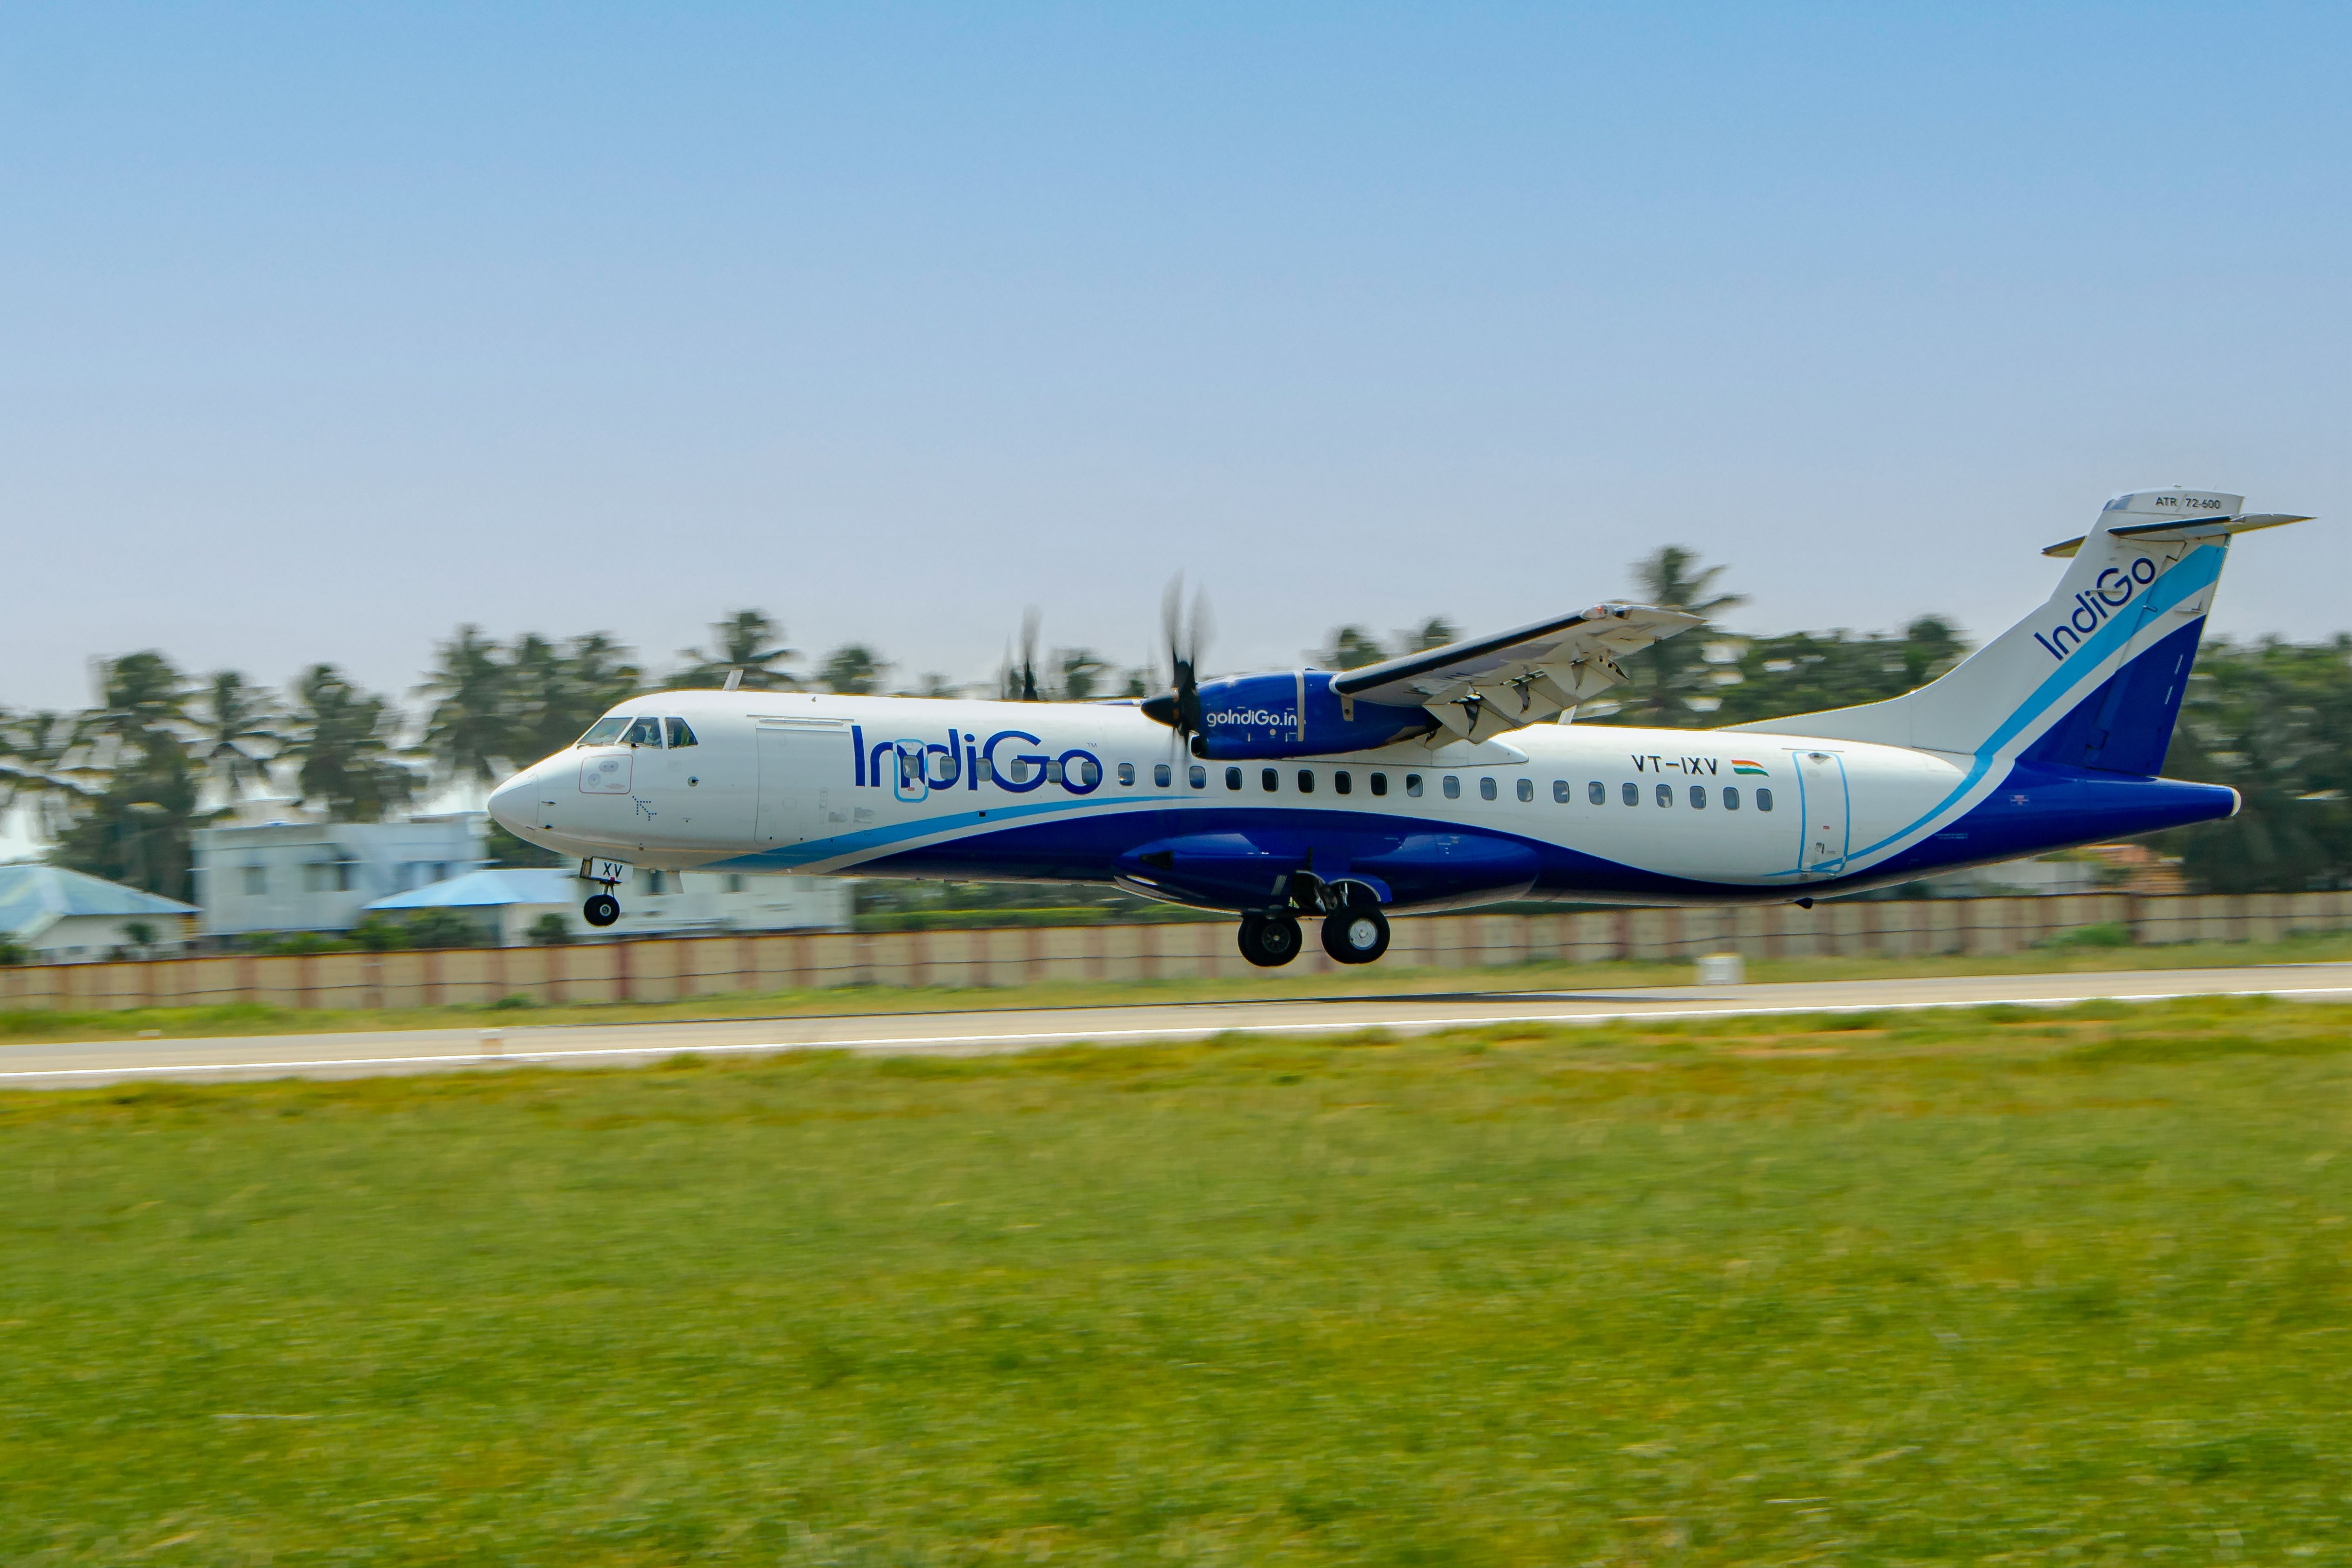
[{"left": 4, "top": 3, "right": 2348, "bottom": 709}]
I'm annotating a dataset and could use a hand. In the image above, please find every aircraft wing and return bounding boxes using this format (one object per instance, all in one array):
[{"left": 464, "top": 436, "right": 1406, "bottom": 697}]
[{"left": 1331, "top": 603, "right": 1706, "bottom": 742}]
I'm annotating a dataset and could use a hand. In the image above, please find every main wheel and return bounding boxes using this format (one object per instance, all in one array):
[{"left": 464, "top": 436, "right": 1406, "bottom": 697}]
[
  {"left": 1320, "top": 906, "right": 1391, "bottom": 964},
  {"left": 583, "top": 893, "right": 620, "bottom": 928},
  {"left": 1237, "top": 913, "right": 1303, "bottom": 968}
]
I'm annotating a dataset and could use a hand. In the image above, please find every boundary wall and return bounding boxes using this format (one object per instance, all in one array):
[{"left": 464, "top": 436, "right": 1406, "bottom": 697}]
[{"left": 3, "top": 893, "right": 2348, "bottom": 1014}]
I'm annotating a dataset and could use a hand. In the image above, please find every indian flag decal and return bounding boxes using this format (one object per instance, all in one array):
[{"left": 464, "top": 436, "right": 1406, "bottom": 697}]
[{"left": 1729, "top": 759, "right": 1770, "bottom": 776}]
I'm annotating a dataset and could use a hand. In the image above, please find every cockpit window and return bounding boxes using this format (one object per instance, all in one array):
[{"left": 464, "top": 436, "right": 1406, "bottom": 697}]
[
  {"left": 623, "top": 717, "right": 664, "bottom": 747},
  {"left": 665, "top": 717, "right": 698, "bottom": 748},
  {"left": 577, "top": 717, "right": 629, "bottom": 747}
]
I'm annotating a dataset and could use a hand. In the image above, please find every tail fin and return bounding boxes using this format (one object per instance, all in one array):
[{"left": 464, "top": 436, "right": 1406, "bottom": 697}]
[{"left": 1725, "top": 489, "right": 2309, "bottom": 774}]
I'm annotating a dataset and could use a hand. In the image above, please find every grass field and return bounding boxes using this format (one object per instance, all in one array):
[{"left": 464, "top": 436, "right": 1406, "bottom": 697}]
[
  {"left": 5, "top": 928, "right": 2352, "bottom": 1044},
  {"left": 6, "top": 997, "right": 2352, "bottom": 1564}
]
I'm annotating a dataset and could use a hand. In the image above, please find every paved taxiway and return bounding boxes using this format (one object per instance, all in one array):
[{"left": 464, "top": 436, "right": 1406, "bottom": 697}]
[{"left": 4, "top": 963, "right": 2350, "bottom": 1091}]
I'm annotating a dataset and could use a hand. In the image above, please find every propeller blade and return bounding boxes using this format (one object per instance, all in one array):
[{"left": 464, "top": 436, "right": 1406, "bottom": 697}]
[
  {"left": 1019, "top": 608, "right": 1042, "bottom": 702},
  {"left": 1150, "top": 575, "right": 1212, "bottom": 740}
]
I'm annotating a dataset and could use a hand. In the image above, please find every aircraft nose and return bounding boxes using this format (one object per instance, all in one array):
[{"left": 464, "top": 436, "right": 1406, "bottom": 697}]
[{"left": 487, "top": 764, "right": 540, "bottom": 834}]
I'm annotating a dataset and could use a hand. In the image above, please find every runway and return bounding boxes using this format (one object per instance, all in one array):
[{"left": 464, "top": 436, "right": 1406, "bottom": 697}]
[{"left": 4, "top": 962, "right": 2350, "bottom": 1091}]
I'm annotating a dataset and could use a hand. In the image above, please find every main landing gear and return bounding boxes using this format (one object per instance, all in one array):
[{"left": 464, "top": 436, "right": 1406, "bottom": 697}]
[
  {"left": 1237, "top": 912, "right": 1302, "bottom": 967},
  {"left": 1235, "top": 904, "right": 1392, "bottom": 968},
  {"left": 1319, "top": 906, "right": 1391, "bottom": 965},
  {"left": 583, "top": 893, "right": 620, "bottom": 927}
]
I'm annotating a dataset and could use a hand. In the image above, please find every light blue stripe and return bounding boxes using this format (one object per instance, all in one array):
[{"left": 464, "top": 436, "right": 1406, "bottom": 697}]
[{"left": 1843, "top": 543, "right": 2224, "bottom": 866}]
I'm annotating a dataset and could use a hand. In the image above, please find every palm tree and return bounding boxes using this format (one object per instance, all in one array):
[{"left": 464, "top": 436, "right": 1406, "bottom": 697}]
[
  {"left": 508, "top": 632, "right": 645, "bottom": 759},
  {"left": 818, "top": 644, "right": 887, "bottom": 695},
  {"left": 0, "top": 709, "right": 96, "bottom": 843},
  {"left": 1621, "top": 546, "right": 1747, "bottom": 726},
  {"left": 49, "top": 653, "right": 208, "bottom": 899},
  {"left": 281, "top": 665, "right": 416, "bottom": 821},
  {"left": 83, "top": 651, "right": 189, "bottom": 759},
  {"left": 1055, "top": 649, "right": 1111, "bottom": 700},
  {"left": 675, "top": 610, "right": 797, "bottom": 690},
  {"left": 1393, "top": 617, "right": 1460, "bottom": 654},
  {"left": 192, "top": 671, "right": 279, "bottom": 805},
  {"left": 1317, "top": 626, "right": 1388, "bottom": 669},
  {"left": 417, "top": 625, "right": 511, "bottom": 787}
]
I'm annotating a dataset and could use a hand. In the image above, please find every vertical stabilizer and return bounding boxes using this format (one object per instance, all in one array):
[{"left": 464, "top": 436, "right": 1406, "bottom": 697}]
[{"left": 1725, "top": 489, "right": 2275, "bottom": 774}]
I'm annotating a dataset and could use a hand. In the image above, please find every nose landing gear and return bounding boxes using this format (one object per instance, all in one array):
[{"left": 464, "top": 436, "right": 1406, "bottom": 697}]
[{"left": 583, "top": 893, "right": 620, "bottom": 928}]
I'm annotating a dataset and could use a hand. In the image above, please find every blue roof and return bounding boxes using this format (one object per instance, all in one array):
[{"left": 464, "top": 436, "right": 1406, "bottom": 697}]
[
  {"left": 0, "top": 862, "right": 197, "bottom": 937},
  {"left": 365, "top": 868, "right": 578, "bottom": 911}
]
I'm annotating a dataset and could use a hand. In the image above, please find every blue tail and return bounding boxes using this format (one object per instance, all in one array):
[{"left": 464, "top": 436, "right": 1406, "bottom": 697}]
[{"left": 2018, "top": 614, "right": 2204, "bottom": 776}]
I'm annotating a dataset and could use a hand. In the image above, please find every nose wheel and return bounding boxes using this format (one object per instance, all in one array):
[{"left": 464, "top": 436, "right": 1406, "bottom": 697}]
[{"left": 583, "top": 893, "right": 620, "bottom": 928}]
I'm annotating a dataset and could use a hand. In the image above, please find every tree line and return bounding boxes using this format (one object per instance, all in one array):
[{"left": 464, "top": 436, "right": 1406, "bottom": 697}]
[{"left": 5, "top": 556, "right": 2348, "bottom": 902}]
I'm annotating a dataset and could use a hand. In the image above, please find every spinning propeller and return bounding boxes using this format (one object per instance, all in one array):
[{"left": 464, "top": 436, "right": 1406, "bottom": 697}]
[
  {"left": 1141, "top": 576, "right": 1211, "bottom": 742},
  {"left": 1000, "top": 608, "right": 1043, "bottom": 701}
]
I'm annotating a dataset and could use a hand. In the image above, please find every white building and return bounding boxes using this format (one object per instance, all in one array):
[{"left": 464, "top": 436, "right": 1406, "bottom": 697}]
[
  {"left": 190, "top": 815, "right": 488, "bottom": 937},
  {"left": 365, "top": 866, "right": 852, "bottom": 945},
  {"left": 0, "top": 863, "right": 199, "bottom": 962}
]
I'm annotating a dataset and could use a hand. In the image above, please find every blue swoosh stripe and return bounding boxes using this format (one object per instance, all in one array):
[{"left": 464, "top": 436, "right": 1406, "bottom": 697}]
[
  {"left": 713, "top": 790, "right": 1149, "bottom": 871},
  {"left": 1844, "top": 542, "right": 2224, "bottom": 866}
]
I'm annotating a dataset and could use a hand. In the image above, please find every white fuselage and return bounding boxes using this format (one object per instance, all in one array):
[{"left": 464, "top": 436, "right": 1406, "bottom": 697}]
[{"left": 489, "top": 690, "right": 1975, "bottom": 906}]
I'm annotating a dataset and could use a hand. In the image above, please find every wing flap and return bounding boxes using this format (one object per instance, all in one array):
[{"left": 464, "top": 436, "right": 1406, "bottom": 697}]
[{"left": 1333, "top": 604, "right": 1704, "bottom": 740}]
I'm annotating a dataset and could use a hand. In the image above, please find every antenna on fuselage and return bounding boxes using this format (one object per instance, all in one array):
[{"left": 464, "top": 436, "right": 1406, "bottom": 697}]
[{"left": 722, "top": 668, "right": 743, "bottom": 692}]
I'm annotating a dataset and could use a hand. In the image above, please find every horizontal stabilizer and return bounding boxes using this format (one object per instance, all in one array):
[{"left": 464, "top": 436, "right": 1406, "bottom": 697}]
[{"left": 2043, "top": 512, "right": 2310, "bottom": 558}]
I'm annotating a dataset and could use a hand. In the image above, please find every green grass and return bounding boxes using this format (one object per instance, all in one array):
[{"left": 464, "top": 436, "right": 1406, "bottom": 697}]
[
  {"left": 6, "top": 928, "right": 2352, "bottom": 1045},
  {"left": 6, "top": 997, "right": 2352, "bottom": 1562}
]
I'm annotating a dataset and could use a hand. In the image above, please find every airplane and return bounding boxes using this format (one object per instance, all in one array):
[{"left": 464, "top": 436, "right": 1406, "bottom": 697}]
[{"left": 489, "top": 487, "right": 2308, "bottom": 968}]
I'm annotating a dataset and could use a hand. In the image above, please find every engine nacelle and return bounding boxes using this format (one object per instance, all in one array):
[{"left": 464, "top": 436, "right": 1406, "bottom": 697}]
[{"left": 1187, "top": 670, "right": 1431, "bottom": 760}]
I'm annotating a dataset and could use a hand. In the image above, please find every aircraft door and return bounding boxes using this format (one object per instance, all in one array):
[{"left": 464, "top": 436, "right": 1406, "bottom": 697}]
[
  {"left": 1795, "top": 750, "right": 1849, "bottom": 878},
  {"left": 755, "top": 721, "right": 853, "bottom": 848}
]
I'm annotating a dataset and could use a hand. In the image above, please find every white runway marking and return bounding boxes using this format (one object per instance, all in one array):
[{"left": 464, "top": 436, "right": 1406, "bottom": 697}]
[{"left": 4, "top": 964, "right": 2350, "bottom": 1090}]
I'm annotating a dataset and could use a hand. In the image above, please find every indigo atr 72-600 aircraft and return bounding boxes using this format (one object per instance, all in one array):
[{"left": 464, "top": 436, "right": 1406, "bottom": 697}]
[{"left": 489, "top": 488, "right": 2306, "bottom": 967}]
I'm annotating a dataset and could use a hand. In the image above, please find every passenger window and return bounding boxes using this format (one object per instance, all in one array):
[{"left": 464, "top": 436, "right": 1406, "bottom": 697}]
[
  {"left": 578, "top": 717, "right": 629, "bottom": 747},
  {"left": 1588, "top": 781, "right": 1605, "bottom": 805},
  {"left": 1689, "top": 785, "right": 1706, "bottom": 809},
  {"left": 1405, "top": 774, "right": 1424, "bottom": 798},
  {"left": 1442, "top": 775, "right": 1461, "bottom": 800},
  {"left": 665, "top": 718, "right": 698, "bottom": 748},
  {"left": 1724, "top": 786, "right": 1740, "bottom": 810},
  {"left": 624, "top": 716, "right": 663, "bottom": 747},
  {"left": 1334, "top": 771, "right": 1352, "bottom": 794},
  {"left": 1225, "top": 766, "right": 1242, "bottom": 790},
  {"left": 1189, "top": 764, "right": 1207, "bottom": 789},
  {"left": 1045, "top": 759, "right": 1064, "bottom": 783},
  {"left": 1297, "top": 769, "right": 1315, "bottom": 794},
  {"left": 1262, "top": 767, "right": 1279, "bottom": 792},
  {"left": 1553, "top": 780, "right": 1570, "bottom": 803},
  {"left": 1371, "top": 772, "right": 1388, "bottom": 796},
  {"left": 1478, "top": 777, "right": 1497, "bottom": 801},
  {"left": 1517, "top": 778, "right": 1534, "bottom": 802},
  {"left": 900, "top": 751, "right": 921, "bottom": 787},
  {"left": 1655, "top": 783, "right": 1673, "bottom": 808},
  {"left": 1118, "top": 761, "right": 1135, "bottom": 786},
  {"left": 1154, "top": 762, "right": 1172, "bottom": 788},
  {"left": 1074, "top": 758, "right": 1101, "bottom": 787},
  {"left": 975, "top": 757, "right": 994, "bottom": 782},
  {"left": 1756, "top": 787, "right": 1774, "bottom": 812},
  {"left": 1621, "top": 782, "right": 1638, "bottom": 806}
]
